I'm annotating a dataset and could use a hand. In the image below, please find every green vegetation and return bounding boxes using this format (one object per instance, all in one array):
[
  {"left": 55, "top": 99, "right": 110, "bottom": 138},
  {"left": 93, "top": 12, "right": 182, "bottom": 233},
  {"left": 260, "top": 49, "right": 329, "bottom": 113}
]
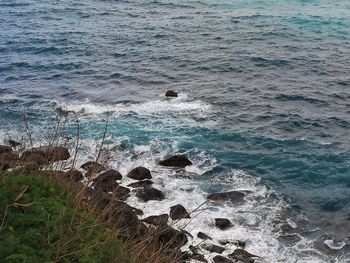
[{"left": 0, "top": 173, "right": 136, "bottom": 263}]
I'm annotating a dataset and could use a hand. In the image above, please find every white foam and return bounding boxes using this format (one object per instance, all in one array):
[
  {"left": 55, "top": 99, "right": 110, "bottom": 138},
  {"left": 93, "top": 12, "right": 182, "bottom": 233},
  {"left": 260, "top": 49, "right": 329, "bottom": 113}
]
[{"left": 324, "top": 239, "right": 346, "bottom": 250}]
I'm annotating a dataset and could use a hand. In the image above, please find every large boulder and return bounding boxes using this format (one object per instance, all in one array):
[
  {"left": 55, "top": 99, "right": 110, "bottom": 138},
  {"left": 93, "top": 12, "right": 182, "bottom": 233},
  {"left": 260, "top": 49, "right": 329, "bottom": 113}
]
[
  {"left": 92, "top": 171, "right": 121, "bottom": 192},
  {"left": 197, "top": 232, "right": 212, "bottom": 240},
  {"left": 156, "top": 226, "right": 188, "bottom": 248},
  {"left": 21, "top": 146, "right": 70, "bottom": 163},
  {"left": 213, "top": 255, "right": 233, "bottom": 263},
  {"left": 191, "top": 254, "right": 207, "bottom": 262},
  {"left": 170, "top": 204, "right": 191, "bottom": 220},
  {"left": 228, "top": 249, "right": 259, "bottom": 263},
  {"left": 207, "top": 191, "right": 245, "bottom": 203},
  {"left": 142, "top": 214, "right": 169, "bottom": 226},
  {"left": 113, "top": 186, "right": 131, "bottom": 201},
  {"left": 0, "top": 145, "right": 12, "bottom": 154},
  {"left": 165, "top": 90, "right": 178, "bottom": 97},
  {"left": 64, "top": 169, "right": 83, "bottom": 182},
  {"left": 127, "top": 166, "right": 152, "bottom": 180},
  {"left": 136, "top": 187, "right": 165, "bottom": 202},
  {"left": 127, "top": 180, "right": 153, "bottom": 188},
  {"left": 215, "top": 218, "right": 232, "bottom": 230},
  {"left": 0, "top": 152, "right": 19, "bottom": 168},
  {"left": 159, "top": 155, "right": 192, "bottom": 168},
  {"left": 81, "top": 161, "right": 105, "bottom": 177}
]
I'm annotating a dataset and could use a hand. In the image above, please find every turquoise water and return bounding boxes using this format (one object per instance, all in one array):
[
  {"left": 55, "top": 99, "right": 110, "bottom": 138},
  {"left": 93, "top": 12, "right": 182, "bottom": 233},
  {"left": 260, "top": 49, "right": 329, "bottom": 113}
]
[{"left": 1, "top": 0, "right": 350, "bottom": 261}]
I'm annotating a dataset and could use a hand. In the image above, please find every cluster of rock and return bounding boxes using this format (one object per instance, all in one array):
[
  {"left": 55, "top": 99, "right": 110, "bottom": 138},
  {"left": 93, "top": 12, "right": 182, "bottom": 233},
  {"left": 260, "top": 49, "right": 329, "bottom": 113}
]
[{"left": 0, "top": 141, "right": 260, "bottom": 263}]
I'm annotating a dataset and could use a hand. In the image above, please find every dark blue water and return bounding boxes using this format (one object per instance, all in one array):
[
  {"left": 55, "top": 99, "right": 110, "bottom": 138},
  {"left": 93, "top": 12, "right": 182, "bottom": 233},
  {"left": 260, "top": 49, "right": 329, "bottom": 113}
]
[{"left": 1, "top": 0, "right": 350, "bottom": 262}]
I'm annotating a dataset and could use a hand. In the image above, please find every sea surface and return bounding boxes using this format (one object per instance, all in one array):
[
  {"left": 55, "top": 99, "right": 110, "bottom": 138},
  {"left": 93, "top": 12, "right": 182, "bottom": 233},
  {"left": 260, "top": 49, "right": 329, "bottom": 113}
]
[{"left": 1, "top": 0, "right": 350, "bottom": 262}]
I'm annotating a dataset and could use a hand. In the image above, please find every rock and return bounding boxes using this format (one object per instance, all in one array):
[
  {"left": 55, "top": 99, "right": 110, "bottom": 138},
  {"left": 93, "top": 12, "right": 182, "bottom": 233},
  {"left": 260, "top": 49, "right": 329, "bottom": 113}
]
[
  {"left": 0, "top": 145, "right": 12, "bottom": 154},
  {"left": 21, "top": 146, "right": 70, "bottom": 163},
  {"left": 0, "top": 152, "right": 19, "bottom": 168},
  {"left": 127, "top": 166, "right": 152, "bottom": 180},
  {"left": 64, "top": 169, "right": 83, "bottom": 182},
  {"left": 92, "top": 170, "right": 122, "bottom": 192},
  {"left": 113, "top": 186, "right": 130, "bottom": 201},
  {"left": 8, "top": 140, "right": 20, "bottom": 147},
  {"left": 191, "top": 254, "right": 207, "bottom": 262},
  {"left": 159, "top": 155, "right": 192, "bottom": 168},
  {"left": 207, "top": 191, "right": 245, "bottom": 203},
  {"left": 156, "top": 226, "right": 188, "bottom": 248},
  {"left": 197, "top": 232, "right": 212, "bottom": 240},
  {"left": 142, "top": 214, "right": 169, "bottom": 226},
  {"left": 170, "top": 204, "right": 191, "bottom": 220},
  {"left": 213, "top": 255, "right": 233, "bottom": 263},
  {"left": 215, "top": 218, "right": 232, "bottom": 230},
  {"left": 219, "top": 239, "right": 246, "bottom": 249},
  {"left": 201, "top": 243, "right": 225, "bottom": 254},
  {"left": 165, "top": 90, "right": 178, "bottom": 97},
  {"left": 81, "top": 161, "right": 105, "bottom": 176},
  {"left": 228, "top": 249, "right": 258, "bottom": 263},
  {"left": 136, "top": 187, "right": 165, "bottom": 202},
  {"left": 127, "top": 180, "right": 153, "bottom": 188}
]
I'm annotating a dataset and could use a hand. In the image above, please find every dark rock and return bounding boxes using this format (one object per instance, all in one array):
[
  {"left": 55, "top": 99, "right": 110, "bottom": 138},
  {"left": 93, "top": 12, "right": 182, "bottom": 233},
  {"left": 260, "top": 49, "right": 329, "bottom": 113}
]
[
  {"left": 170, "top": 204, "right": 191, "bottom": 220},
  {"left": 0, "top": 162, "right": 9, "bottom": 170},
  {"left": 197, "top": 232, "right": 212, "bottom": 240},
  {"left": 165, "top": 90, "right": 178, "bottom": 97},
  {"left": 81, "top": 161, "right": 105, "bottom": 176},
  {"left": 8, "top": 140, "right": 20, "bottom": 147},
  {"left": 20, "top": 152, "right": 46, "bottom": 165},
  {"left": 0, "top": 145, "right": 12, "bottom": 154},
  {"left": 219, "top": 239, "right": 246, "bottom": 249},
  {"left": 127, "top": 180, "right": 153, "bottom": 188},
  {"left": 159, "top": 155, "right": 192, "bottom": 168},
  {"left": 0, "top": 152, "right": 19, "bottom": 168},
  {"left": 213, "top": 255, "right": 233, "bottom": 263},
  {"left": 113, "top": 186, "right": 130, "bottom": 200},
  {"left": 142, "top": 214, "right": 169, "bottom": 226},
  {"left": 64, "top": 169, "right": 83, "bottom": 182},
  {"left": 136, "top": 187, "right": 165, "bottom": 202},
  {"left": 191, "top": 254, "right": 207, "bottom": 262},
  {"left": 156, "top": 226, "right": 188, "bottom": 248},
  {"left": 21, "top": 146, "right": 70, "bottom": 163},
  {"left": 207, "top": 191, "right": 245, "bottom": 203},
  {"left": 21, "top": 161, "right": 40, "bottom": 171},
  {"left": 228, "top": 249, "right": 258, "bottom": 263},
  {"left": 92, "top": 170, "right": 122, "bottom": 192},
  {"left": 201, "top": 243, "right": 225, "bottom": 254},
  {"left": 215, "top": 218, "right": 232, "bottom": 230},
  {"left": 127, "top": 166, "right": 151, "bottom": 180},
  {"left": 189, "top": 245, "right": 200, "bottom": 254}
]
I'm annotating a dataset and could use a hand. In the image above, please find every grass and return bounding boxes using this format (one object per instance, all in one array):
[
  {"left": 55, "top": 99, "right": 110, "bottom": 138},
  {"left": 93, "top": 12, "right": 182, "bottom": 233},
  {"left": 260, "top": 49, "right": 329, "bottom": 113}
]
[{"left": 0, "top": 172, "right": 152, "bottom": 263}]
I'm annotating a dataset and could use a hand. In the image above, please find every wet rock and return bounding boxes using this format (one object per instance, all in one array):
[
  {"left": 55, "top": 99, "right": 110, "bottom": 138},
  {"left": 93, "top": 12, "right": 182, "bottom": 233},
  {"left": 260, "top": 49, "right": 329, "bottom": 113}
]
[
  {"left": 92, "top": 170, "right": 122, "bottom": 192},
  {"left": 0, "top": 145, "right": 12, "bottom": 154},
  {"left": 81, "top": 161, "right": 105, "bottom": 176},
  {"left": 197, "top": 232, "right": 212, "bottom": 240},
  {"left": 127, "top": 180, "right": 153, "bottom": 188},
  {"left": 64, "top": 169, "right": 83, "bottom": 182},
  {"left": 201, "top": 243, "right": 225, "bottom": 254},
  {"left": 207, "top": 191, "right": 245, "bottom": 203},
  {"left": 142, "top": 214, "right": 169, "bottom": 226},
  {"left": 165, "top": 90, "right": 178, "bottom": 97},
  {"left": 113, "top": 186, "right": 130, "bottom": 200},
  {"left": 136, "top": 187, "right": 165, "bottom": 202},
  {"left": 21, "top": 146, "right": 70, "bottom": 163},
  {"left": 219, "top": 239, "right": 246, "bottom": 249},
  {"left": 213, "top": 255, "right": 233, "bottom": 263},
  {"left": 228, "top": 249, "right": 258, "bottom": 263},
  {"left": 8, "top": 140, "right": 20, "bottom": 148},
  {"left": 156, "top": 226, "right": 188, "bottom": 248},
  {"left": 191, "top": 253, "right": 207, "bottom": 262},
  {"left": 215, "top": 218, "right": 232, "bottom": 230},
  {"left": 20, "top": 152, "right": 46, "bottom": 165},
  {"left": 127, "top": 166, "right": 151, "bottom": 180},
  {"left": 170, "top": 204, "right": 191, "bottom": 220},
  {"left": 159, "top": 155, "right": 192, "bottom": 168},
  {"left": 0, "top": 152, "right": 19, "bottom": 168}
]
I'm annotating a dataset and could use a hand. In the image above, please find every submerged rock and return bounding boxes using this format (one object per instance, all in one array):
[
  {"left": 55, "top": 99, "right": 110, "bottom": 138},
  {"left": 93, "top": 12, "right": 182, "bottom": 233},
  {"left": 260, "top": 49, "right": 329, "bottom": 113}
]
[
  {"left": 127, "top": 166, "right": 152, "bottom": 180},
  {"left": 165, "top": 90, "right": 178, "bottom": 97},
  {"left": 207, "top": 191, "right": 245, "bottom": 203},
  {"left": 228, "top": 249, "right": 258, "bottom": 263},
  {"left": 159, "top": 155, "right": 192, "bottom": 168},
  {"left": 213, "top": 255, "right": 233, "bottom": 263},
  {"left": 215, "top": 218, "right": 232, "bottom": 230},
  {"left": 136, "top": 187, "right": 165, "bottom": 202},
  {"left": 142, "top": 214, "right": 169, "bottom": 226},
  {"left": 197, "top": 232, "right": 212, "bottom": 240},
  {"left": 64, "top": 169, "right": 83, "bottom": 182},
  {"left": 127, "top": 180, "right": 153, "bottom": 188},
  {"left": 170, "top": 204, "right": 191, "bottom": 220}
]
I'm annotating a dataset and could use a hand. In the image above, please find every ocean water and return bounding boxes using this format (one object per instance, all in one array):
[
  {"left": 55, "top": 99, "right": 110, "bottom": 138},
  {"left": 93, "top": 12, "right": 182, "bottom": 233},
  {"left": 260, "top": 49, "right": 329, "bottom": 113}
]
[{"left": 1, "top": 0, "right": 350, "bottom": 262}]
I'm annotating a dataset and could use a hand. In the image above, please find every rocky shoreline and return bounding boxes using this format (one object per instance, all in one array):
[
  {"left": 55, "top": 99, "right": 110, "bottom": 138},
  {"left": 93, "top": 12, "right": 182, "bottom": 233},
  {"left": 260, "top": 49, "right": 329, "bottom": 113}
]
[{"left": 0, "top": 142, "right": 262, "bottom": 263}]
